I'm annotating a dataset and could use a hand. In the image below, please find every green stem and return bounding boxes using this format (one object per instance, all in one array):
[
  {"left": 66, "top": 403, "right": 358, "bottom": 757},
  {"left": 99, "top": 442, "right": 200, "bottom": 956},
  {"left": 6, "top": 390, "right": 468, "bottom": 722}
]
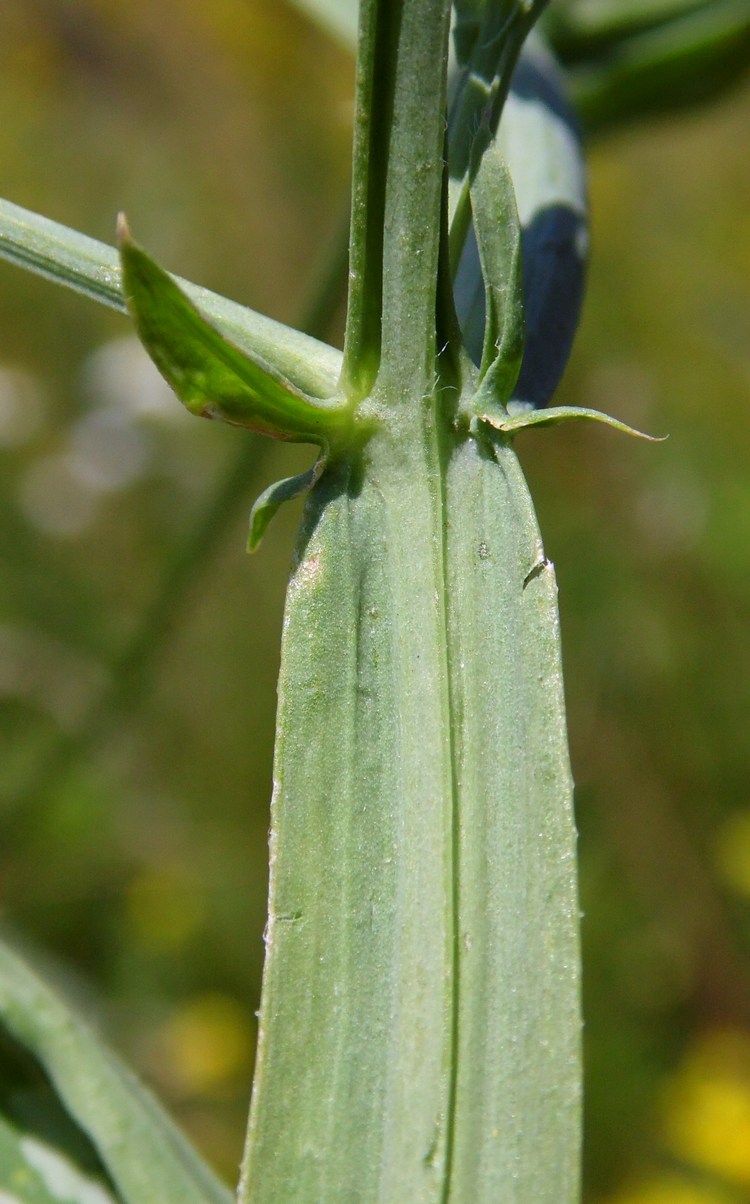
[
  {"left": 241, "top": 0, "right": 580, "bottom": 1198},
  {"left": 342, "top": 0, "right": 453, "bottom": 396}
]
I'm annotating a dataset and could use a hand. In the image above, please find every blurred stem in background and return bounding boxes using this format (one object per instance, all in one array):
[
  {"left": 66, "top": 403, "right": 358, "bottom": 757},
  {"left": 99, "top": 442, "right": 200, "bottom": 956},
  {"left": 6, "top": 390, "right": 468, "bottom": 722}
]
[{"left": 545, "top": 0, "right": 750, "bottom": 133}]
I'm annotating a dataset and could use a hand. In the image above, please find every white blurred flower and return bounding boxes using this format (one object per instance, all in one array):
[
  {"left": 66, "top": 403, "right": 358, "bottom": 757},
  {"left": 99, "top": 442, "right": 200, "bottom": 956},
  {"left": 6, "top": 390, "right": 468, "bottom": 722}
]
[
  {"left": 19, "top": 453, "right": 100, "bottom": 537},
  {"left": 65, "top": 409, "right": 151, "bottom": 492},
  {"left": 81, "top": 335, "right": 185, "bottom": 421}
]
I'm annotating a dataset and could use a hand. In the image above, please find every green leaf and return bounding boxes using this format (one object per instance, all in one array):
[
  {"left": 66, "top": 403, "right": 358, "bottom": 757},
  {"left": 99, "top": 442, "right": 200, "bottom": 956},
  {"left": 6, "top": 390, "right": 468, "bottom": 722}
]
[
  {"left": 469, "top": 138, "right": 525, "bottom": 405},
  {"left": 451, "top": 0, "right": 486, "bottom": 65},
  {"left": 0, "top": 940, "right": 233, "bottom": 1204},
  {"left": 0, "top": 197, "right": 342, "bottom": 399},
  {"left": 0, "top": 1111, "right": 118, "bottom": 1204},
  {"left": 482, "top": 401, "right": 665, "bottom": 439},
  {"left": 447, "top": 1, "right": 552, "bottom": 261},
  {"left": 448, "top": 0, "right": 521, "bottom": 198},
  {"left": 247, "top": 458, "right": 326, "bottom": 551},
  {"left": 0, "top": 1022, "right": 120, "bottom": 1200},
  {"left": 118, "top": 219, "right": 355, "bottom": 447},
  {"left": 442, "top": 435, "right": 581, "bottom": 1200}
]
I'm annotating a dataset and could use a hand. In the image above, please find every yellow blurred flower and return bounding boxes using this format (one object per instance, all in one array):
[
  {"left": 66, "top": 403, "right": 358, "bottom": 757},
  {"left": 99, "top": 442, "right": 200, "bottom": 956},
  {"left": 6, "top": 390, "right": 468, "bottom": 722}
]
[
  {"left": 606, "top": 1172, "right": 733, "bottom": 1204},
  {"left": 158, "top": 992, "right": 254, "bottom": 1098},
  {"left": 713, "top": 810, "right": 750, "bottom": 898},
  {"left": 662, "top": 1031, "right": 750, "bottom": 1188}
]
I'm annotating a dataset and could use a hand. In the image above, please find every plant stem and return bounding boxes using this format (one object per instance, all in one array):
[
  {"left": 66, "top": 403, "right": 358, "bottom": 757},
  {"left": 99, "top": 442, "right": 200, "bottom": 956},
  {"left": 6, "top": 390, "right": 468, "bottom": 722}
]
[{"left": 241, "top": 0, "right": 581, "bottom": 1197}]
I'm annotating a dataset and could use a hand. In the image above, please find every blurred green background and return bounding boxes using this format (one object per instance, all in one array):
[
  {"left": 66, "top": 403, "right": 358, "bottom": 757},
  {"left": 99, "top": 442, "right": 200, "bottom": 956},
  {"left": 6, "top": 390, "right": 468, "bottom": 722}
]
[{"left": 1, "top": 2, "right": 749, "bottom": 1201}]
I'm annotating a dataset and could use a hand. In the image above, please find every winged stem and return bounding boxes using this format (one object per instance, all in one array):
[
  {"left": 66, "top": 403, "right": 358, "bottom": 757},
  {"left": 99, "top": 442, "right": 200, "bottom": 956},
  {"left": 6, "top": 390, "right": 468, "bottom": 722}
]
[{"left": 240, "top": 1, "right": 581, "bottom": 1200}]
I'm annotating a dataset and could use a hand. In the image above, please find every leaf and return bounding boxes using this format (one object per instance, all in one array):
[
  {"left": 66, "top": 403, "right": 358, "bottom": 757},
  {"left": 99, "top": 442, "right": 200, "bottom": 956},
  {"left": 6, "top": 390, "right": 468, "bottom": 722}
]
[
  {"left": 545, "top": 0, "right": 750, "bottom": 134},
  {"left": 482, "top": 401, "right": 666, "bottom": 439},
  {"left": 248, "top": 458, "right": 326, "bottom": 551},
  {"left": 0, "top": 1112, "right": 118, "bottom": 1204},
  {"left": 469, "top": 136, "right": 525, "bottom": 405},
  {"left": 451, "top": 33, "right": 590, "bottom": 409},
  {"left": 546, "top": 0, "right": 741, "bottom": 49},
  {"left": 0, "top": 197, "right": 342, "bottom": 399},
  {"left": 0, "top": 939, "right": 233, "bottom": 1204},
  {"left": 118, "top": 219, "right": 354, "bottom": 447},
  {"left": 447, "top": 0, "right": 551, "bottom": 241},
  {"left": 441, "top": 435, "right": 581, "bottom": 1200}
]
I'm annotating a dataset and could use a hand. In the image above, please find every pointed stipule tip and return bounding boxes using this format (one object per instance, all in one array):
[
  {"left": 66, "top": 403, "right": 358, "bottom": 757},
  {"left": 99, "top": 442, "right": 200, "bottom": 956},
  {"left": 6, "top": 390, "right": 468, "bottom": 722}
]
[{"left": 116, "top": 212, "right": 131, "bottom": 248}]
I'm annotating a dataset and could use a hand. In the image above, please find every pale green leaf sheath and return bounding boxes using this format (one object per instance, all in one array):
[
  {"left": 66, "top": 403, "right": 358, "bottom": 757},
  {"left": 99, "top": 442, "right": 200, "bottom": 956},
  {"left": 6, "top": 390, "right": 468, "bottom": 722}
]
[{"left": 240, "top": 431, "right": 581, "bottom": 1202}]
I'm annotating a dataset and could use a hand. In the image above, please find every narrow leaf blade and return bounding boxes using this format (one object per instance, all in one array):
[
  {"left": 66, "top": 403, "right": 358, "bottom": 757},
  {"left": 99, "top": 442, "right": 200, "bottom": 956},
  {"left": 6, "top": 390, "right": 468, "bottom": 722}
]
[
  {"left": 0, "top": 940, "right": 233, "bottom": 1204},
  {"left": 545, "top": 0, "right": 750, "bottom": 133},
  {"left": 469, "top": 138, "right": 525, "bottom": 404},
  {"left": 445, "top": 437, "right": 581, "bottom": 1200},
  {"left": 484, "top": 402, "right": 665, "bottom": 439},
  {"left": 0, "top": 1113, "right": 117, "bottom": 1204},
  {"left": 241, "top": 437, "right": 460, "bottom": 1202},
  {"left": 247, "top": 458, "right": 325, "bottom": 551}
]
